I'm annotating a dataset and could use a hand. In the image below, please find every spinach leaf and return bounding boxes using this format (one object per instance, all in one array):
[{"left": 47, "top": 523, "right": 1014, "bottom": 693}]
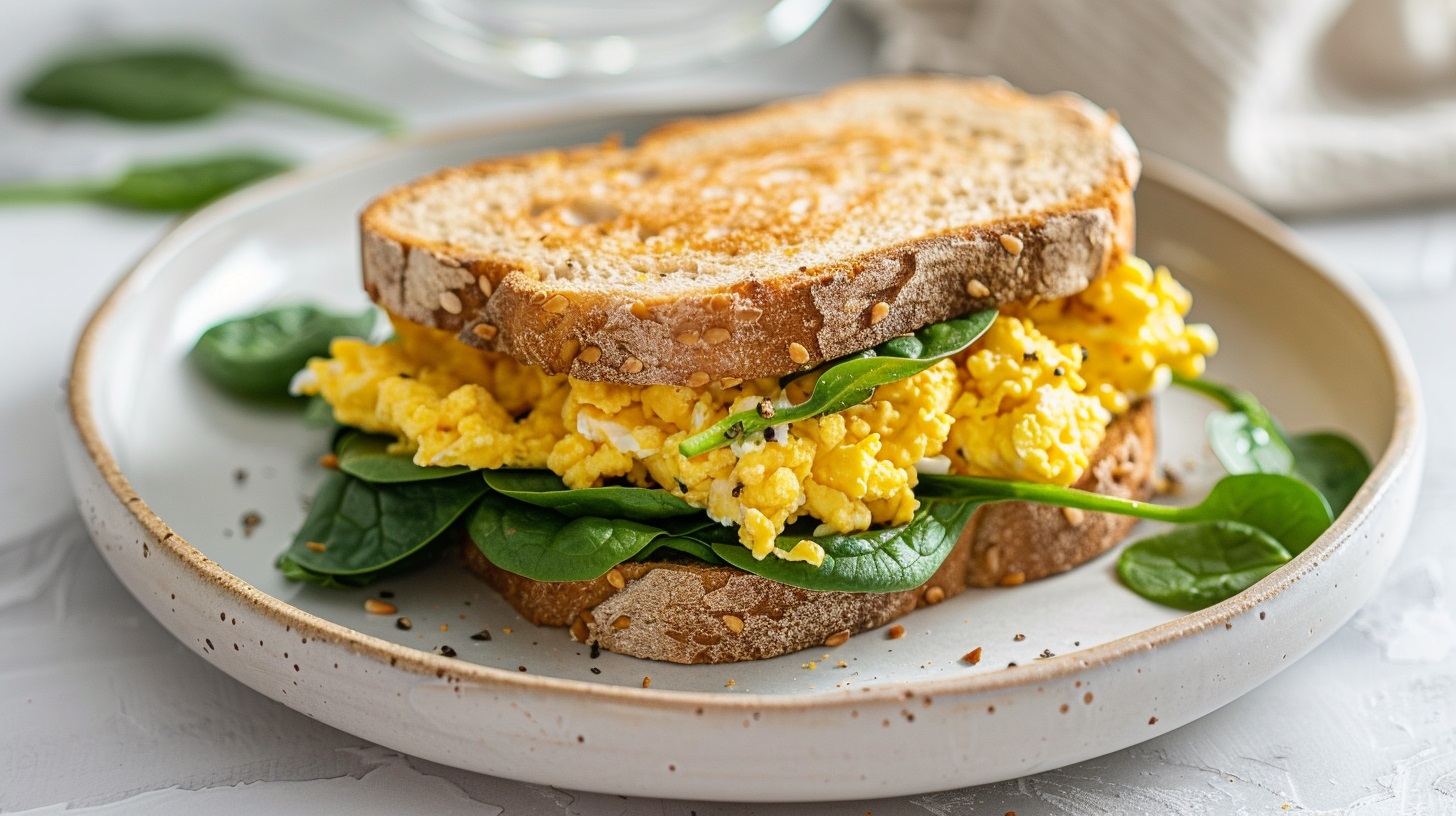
[
  {"left": 680, "top": 310, "right": 996, "bottom": 458},
  {"left": 279, "top": 471, "right": 487, "bottom": 579},
  {"left": 335, "top": 431, "right": 469, "bottom": 483},
  {"left": 1116, "top": 521, "right": 1291, "bottom": 611},
  {"left": 709, "top": 500, "right": 983, "bottom": 592},
  {"left": 302, "top": 395, "right": 337, "bottom": 428},
  {"left": 916, "top": 472, "right": 1332, "bottom": 555},
  {"left": 629, "top": 536, "right": 727, "bottom": 565},
  {"left": 0, "top": 153, "right": 291, "bottom": 212},
  {"left": 1288, "top": 432, "right": 1372, "bottom": 516},
  {"left": 481, "top": 469, "right": 701, "bottom": 519},
  {"left": 189, "top": 304, "right": 376, "bottom": 399},
  {"left": 21, "top": 47, "right": 400, "bottom": 130},
  {"left": 1175, "top": 373, "right": 1371, "bottom": 516},
  {"left": 277, "top": 539, "right": 447, "bottom": 588},
  {"left": 466, "top": 493, "right": 668, "bottom": 582}
]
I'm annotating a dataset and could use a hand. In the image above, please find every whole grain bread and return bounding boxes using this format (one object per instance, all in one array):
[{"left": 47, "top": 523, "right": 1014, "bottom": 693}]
[
  {"left": 461, "top": 401, "right": 1155, "bottom": 664},
  {"left": 364, "top": 77, "right": 1139, "bottom": 386}
]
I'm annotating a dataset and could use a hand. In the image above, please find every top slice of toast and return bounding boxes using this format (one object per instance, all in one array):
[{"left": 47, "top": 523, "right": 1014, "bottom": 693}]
[{"left": 361, "top": 76, "right": 1139, "bottom": 385}]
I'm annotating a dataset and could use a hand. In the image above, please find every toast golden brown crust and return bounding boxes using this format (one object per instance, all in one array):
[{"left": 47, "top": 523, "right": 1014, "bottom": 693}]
[
  {"left": 461, "top": 401, "right": 1156, "bottom": 664},
  {"left": 363, "top": 77, "right": 1139, "bottom": 386}
]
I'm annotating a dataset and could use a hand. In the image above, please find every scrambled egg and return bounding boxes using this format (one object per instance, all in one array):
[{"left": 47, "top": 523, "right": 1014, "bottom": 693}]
[{"left": 300, "top": 257, "right": 1216, "bottom": 564}]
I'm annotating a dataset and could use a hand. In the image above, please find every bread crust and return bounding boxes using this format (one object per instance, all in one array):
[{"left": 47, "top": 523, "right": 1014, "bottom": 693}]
[
  {"left": 363, "top": 77, "right": 1139, "bottom": 385},
  {"left": 461, "top": 401, "right": 1156, "bottom": 664}
]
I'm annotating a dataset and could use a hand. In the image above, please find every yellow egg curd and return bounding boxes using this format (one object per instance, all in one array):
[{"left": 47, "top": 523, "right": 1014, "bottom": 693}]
[{"left": 300, "top": 257, "right": 1216, "bottom": 564}]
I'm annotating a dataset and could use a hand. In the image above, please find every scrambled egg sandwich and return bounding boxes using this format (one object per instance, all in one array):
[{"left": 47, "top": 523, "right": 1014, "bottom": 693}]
[{"left": 293, "top": 78, "right": 1216, "bottom": 663}]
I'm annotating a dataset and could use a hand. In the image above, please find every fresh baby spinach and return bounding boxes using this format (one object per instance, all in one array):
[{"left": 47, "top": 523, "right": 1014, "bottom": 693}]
[
  {"left": 21, "top": 47, "right": 400, "bottom": 130},
  {"left": 0, "top": 152, "right": 291, "bottom": 212},
  {"left": 709, "top": 500, "right": 983, "bottom": 593},
  {"left": 190, "top": 304, "right": 376, "bottom": 399},
  {"left": 279, "top": 470, "right": 488, "bottom": 580},
  {"left": 335, "top": 431, "right": 469, "bottom": 483},
  {"left": 1115, "top": 521, "right": 1292, "bottom": 611},
  {"left": 1286, "top": 432, "right": 1372, "bottom": 516},
  {"left": 481, "top": 469, "right": 702, "bottom": 520},
  {"left": 1175, "top": 373, "right": 1371, "bottom": 514},
  {"left": 466, "top": 492, "right": 672, "bottom": 582},
  {"left": 917, "top": 472, "right": 1332, "bottom": 555},
  {"left": 679, "top": 310, "right": 997, "bottom": 458},
  {"left": 629, "top": 536, "right": 726, "bottom": 566}
]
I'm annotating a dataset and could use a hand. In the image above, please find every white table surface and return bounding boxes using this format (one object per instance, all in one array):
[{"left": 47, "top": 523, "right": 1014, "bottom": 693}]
[{"left": 4, "top": 2, "right": 1456, "bottom": 813}]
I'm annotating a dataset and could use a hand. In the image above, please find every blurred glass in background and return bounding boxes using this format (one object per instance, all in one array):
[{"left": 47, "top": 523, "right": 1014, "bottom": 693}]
[{"left": 401, "top": 0, "right": 833, "bottom": 80}]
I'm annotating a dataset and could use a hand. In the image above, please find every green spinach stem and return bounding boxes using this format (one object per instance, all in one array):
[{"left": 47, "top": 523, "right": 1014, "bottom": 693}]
[{"left": 237, "top": 73, "right": 403, "bottom": 133}]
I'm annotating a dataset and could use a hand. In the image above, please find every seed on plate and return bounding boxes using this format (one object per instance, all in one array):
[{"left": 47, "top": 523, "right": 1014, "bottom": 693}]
[
  {"left": 642, "top": 676, "right": 652, "bottom": 688},
  {"left": 1013, "top": 633, "right": 1026, "bottom": 642},
  {"left": 723, "top": 614, "right": 745, "bottom": 634},
  {"left": 870, "top": 301, "right": 890, "bottom": 325},
  {"left": 788, "top": 342, "right": 809, "bottom": 365},
  {"left": 470, "top": 629, "right": 492, "bottom": 641},
  {"left": 364, "top": 598, "right": 396, "bottom": 615},
  {"left": 438, "top": 291, "right": 463, "bottom": 314},
  {"left": 923, "top": 586, "right": 945, "bottom": 605},
  {"left": 395, "top": 617, "right": 412, "bottom": 630},
  {"left": 963, "top": 647, "right": 982, "bottom": 665},
  {"left": 439, "top": 645, "right": 457, "bottom": 658},
  {"left": 620, "top": 357, "right": 644, "bottom": 374},
  {"left": 705, "top": 327, "right": 731, "bottom": 345},
  {"left": 606, "top": 568, "right": 626, "bottom": 590},
  {"left": 999, "top": 234, "right": 1024, "bottom": 255},
  {"left": 472, "top": 323, "right": 498, "bottom": 341},
  {"left": 577, "top": 345, "right": 602, "bottom": 364},
  {"left": 611, "top": 615, "right": 632, "bottom": 629},
  {"left": 824, "top": 630, "right": 851, "bottom": 648},
  {"left": 887, "top": 625, "right": 906, "bottom": 640},
  {"left": 544, "top": 294, "right": 570, "bottom": 314},
  {"left": 966, "top": 280, "right": 991, "bottom": 298}
]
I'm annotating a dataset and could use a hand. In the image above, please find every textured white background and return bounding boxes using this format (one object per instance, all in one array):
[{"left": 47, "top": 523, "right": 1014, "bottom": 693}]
[{"left": 3, "top": 1, "right": 1455, "bottom": 813}]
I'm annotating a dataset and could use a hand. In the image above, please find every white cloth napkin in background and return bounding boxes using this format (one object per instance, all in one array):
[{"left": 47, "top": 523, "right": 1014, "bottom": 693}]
[{"left": 855, "top": 0, "right": 1456, "bottom": 215}]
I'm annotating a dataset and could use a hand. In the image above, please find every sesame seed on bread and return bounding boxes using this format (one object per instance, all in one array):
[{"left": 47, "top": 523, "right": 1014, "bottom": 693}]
[{"left": 362, "top": 76, "right": 1139, "bottom": 385}]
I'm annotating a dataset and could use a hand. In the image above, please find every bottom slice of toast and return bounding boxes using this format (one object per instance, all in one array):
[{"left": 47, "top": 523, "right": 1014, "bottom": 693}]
[{"left": 461, "top": 400, "right": 1155, "bottom": 664}]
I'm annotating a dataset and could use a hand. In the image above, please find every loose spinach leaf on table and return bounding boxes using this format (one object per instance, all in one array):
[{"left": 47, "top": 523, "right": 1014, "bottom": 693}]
[
  {"left": 680, "top": 310, "right": 997, "bottom": 458},
  {"left": 466, "top": 492, "right": 673, "bottom": 582},
  {"left": 279, "top": 470, "right": 488, "bottom": 580},
  {"left": 335, "top": 431, "right": 469, "bottom": 483},
  {"left": 0, "top": 153, "right": 291, "bottom": 212},
  {"left": 709, "top": 500, "right": 984, "bottom": 593},
  {"left": 481, "top": 469, "right": 701, "bottom": 520},
  {"left": 21, "top": 47, "right": 400, "bottom": 130},
  {"left": 189, "top": 304, "right": 376, "bottom": 399},
  {"left": 1115, "top": 521, "right": 1292, "bottom": 611}
]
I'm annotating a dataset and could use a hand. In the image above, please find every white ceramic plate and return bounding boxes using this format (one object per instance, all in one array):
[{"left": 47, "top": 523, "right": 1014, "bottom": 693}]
[{"left": 64, "top": 103, "right": 1424, "bottom": 802}]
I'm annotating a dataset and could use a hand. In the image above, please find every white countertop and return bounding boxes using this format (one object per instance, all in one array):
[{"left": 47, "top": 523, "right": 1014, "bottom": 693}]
[{"left": 4, "top": 2, "right": 1455, "bottom": 813}]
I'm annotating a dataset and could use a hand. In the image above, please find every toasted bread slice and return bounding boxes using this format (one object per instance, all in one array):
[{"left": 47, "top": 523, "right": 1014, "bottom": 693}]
[
  {"left": 461, "top": 401, "right": 1155, "bottom": 664},
  {"left": 364, "top": 77, "right": 1139, "bottom": 385}
]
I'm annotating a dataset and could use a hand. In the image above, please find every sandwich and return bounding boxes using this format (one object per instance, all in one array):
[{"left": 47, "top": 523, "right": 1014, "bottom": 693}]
[{"left": 285, "top": 77, "right": 1218, "bottom": 663}]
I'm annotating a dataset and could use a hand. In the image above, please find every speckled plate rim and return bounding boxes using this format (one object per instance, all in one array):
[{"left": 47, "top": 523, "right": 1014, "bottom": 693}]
[{"left": 67, "top": 97, "right": 1424, "bottom": 715}]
